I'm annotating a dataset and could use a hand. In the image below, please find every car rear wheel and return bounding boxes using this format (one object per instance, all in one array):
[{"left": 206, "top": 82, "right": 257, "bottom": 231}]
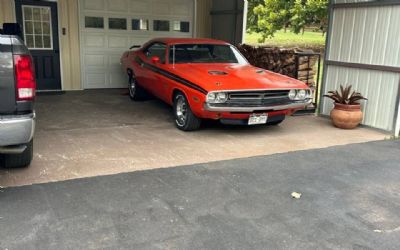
[
  {"left": 173, "top": 93, "right": 201, "bottom": 131},
  {"left": 0, "top": 140, "right": 33, "bottom": 168},
  {"left": 128, "top": 73, "right": 146, "bottom": 101}
]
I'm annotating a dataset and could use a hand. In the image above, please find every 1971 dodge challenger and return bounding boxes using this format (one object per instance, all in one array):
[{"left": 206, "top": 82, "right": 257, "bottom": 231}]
[{"left": 121, "top": 38, "right": 312, "bottom": 131}]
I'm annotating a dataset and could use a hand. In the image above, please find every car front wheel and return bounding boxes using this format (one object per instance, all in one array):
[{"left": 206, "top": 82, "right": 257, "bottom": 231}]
[{"left": 173, "top": 93, "right": 201, "bottom": 131}]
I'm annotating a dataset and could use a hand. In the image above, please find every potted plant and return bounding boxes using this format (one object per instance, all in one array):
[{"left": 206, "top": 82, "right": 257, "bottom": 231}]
[{"left": 324, "top": 85, "right": 367, "bottom": 129}]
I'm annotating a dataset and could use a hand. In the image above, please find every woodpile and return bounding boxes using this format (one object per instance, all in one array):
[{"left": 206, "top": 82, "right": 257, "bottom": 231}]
[{"left": 237, "top": 44, "right": 319, "bottom": 87}]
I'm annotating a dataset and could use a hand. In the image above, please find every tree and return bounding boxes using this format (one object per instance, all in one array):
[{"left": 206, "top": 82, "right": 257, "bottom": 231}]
[
  {"left": 249, "top": 0, "right": 328, "bottom": 42},
  {"left": 253, "top": 0, "right": 295, "bottom": 42},
  {"left": 247, "top": 0, "right": 265, "bottom": 32},
  {"left": 290, "top": 0, "right": 309, "bottom": 35},
  {"left": 306, "top": 0, "right": 329, "bottom": 35}
]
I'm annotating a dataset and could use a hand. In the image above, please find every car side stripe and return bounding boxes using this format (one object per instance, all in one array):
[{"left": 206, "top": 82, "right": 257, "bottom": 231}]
[{"left": 135, "top": 56, "right": 207, "bottom": 94}]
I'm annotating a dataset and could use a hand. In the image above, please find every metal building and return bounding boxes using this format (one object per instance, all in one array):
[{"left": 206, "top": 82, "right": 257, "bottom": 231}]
[{"left": 321, "top": 0, "right": 400, "bottom": 136}]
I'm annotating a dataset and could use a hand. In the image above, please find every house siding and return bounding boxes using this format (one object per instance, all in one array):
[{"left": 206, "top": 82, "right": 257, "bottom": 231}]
[
  {"left": 58, "top": 0, "right": 81, "bottom": 90},
  {"left": 0, "top": 0, "right": 15, "bottom": 26}
]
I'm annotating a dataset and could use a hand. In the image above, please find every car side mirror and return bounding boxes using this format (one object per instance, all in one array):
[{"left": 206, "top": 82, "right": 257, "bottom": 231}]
[{"left": 151, "top": 56, "right": 160, "bottom": 64}]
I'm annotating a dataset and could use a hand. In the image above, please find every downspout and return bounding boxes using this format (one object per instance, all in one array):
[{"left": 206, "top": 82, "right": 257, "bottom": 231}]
[
  {"left": 242, "top": 0, "right": 248, "bottom": 44},
  {"left": 193, "top": 0, "right": 197, "bottom": 38},
  {"left": 395, "top": 84, "right": 400, "bottom": 136}
]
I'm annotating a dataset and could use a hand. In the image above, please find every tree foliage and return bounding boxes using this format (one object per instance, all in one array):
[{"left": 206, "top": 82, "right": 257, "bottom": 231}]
[{"left": 249, "top": 0, "right": 329, "bottom": 42}]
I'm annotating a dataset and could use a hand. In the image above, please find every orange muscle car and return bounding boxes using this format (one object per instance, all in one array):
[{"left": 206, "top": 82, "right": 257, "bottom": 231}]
[{"left": 121, "top": 38, "right": 312, "bottom": 131}]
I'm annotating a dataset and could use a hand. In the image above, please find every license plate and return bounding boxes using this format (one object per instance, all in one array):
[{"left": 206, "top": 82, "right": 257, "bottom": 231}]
[{"left": 248, "top": 114, "right": 268, "bottom": 125}]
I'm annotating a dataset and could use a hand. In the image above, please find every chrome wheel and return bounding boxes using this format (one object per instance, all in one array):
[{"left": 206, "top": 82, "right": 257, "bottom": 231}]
[
  {"left": 128, "top": 76, "right": 136, "bottom": 98},
  {"left": 175, "top": 95, "right": 187, "bottom": 127}
]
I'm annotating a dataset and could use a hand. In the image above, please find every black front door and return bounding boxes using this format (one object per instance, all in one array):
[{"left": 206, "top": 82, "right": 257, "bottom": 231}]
[{"left": 15, "top": 0, "right": 61, "bottom": 90}]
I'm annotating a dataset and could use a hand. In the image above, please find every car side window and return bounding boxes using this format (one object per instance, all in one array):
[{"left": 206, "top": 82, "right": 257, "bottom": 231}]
[{"left": 144, "top": 43, "right": 166, "bottom": 63}]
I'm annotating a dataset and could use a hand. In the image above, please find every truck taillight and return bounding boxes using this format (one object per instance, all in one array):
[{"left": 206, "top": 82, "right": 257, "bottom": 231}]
[{"left": 14, "top": 55, "right": 36, "bottom": 101}]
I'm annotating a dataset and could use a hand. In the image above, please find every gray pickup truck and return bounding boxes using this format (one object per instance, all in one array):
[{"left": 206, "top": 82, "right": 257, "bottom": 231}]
[{"left": 0, "top": 24, "right": 35, "bottom": 168}]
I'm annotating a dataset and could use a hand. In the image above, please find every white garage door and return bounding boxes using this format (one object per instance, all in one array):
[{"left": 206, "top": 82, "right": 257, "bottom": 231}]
[{"left": 79, "top": 0, "right": 194, "bottom": 89}]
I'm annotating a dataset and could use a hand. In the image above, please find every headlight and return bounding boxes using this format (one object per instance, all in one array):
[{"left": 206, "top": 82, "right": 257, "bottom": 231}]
[
  {"left": 306, "top": 89, "right": 313, "bottom": 99},
  {"left": 297, "top": 89, "right": 306, "bottom": 100},
  {"left": 288, "top": 89, "right": 297, "bottom": 100},
  {"left": 206, "top": 92, "right": 216, "bottom": 102},
  {"left": 206, "top": 92, "right": 228, "bottom": 103}
]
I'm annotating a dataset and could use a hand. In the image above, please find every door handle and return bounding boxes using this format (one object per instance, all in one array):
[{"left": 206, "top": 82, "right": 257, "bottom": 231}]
[{"left": 54, "top": 49, "right": 59, "bottom": 54}]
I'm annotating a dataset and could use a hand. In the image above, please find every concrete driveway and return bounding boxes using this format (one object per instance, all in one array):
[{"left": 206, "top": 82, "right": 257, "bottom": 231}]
[
  {"left": 0, "top": 140, "right": 399, "bottom": 249},
  {"left": 0, "top": 90, "right": 387, "bottom": 187}
]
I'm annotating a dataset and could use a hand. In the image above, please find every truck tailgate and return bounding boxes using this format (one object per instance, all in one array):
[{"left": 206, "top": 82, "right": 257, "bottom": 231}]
[{"left": 0, "top": 36, "right": 16, "bottom": 114}]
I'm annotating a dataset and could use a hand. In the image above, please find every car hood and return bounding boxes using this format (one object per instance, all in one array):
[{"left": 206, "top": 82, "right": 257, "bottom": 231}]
[{"left": 166, "top": 63, "right": 309, "bottom": 92}]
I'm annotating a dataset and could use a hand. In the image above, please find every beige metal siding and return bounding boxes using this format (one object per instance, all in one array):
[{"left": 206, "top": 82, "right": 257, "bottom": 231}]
[
  {"left": 323, "top": 4, "right": 400, "bottom": 133},
  {"left": 333, "top": 0, "right": 374, "bottom": 4},
  {"left": 322, "top": 66, "right": 399, "bottom": 131},
  {"left": 195, "top": 0, "right": 212, "bottom": 38},
  {"left": 0, "top": 0, "right": 15, "bottom": 26},
  {"left": 59, "top": 0, "right": 82, "bottom": 90},
  {"left": 328, "top": 6, "right": 400, "bottom": 66}
]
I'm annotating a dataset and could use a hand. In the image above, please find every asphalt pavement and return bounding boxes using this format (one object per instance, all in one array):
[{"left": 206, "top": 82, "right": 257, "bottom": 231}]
[{"left": 1, "top": 140, "right": 400, "bottom": 249}]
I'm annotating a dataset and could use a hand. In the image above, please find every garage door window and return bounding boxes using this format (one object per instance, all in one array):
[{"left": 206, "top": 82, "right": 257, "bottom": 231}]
[
  {"left": 109, "top": 18, "right": 127, "bottom": 30},
  {"left": 173, "top": 21, "right": 190, "bottom": 33},
  {"left": 153, "top": 20, "right": 170, "bottom": 31},
  {"left": 132, "top": 19, "right": 148, "bottom": 31},
  {"left": 22, "top": 5, "right": 53, "bottom": 49},
  {"left": 85, "top": 16, "right": 104, "bottom": 29}
]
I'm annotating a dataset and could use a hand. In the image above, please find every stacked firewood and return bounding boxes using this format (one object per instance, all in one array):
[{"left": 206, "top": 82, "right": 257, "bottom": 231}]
[
  {"left": 237, "top": 44, "right": 318, "bottom": 87},
  {"left": 297, "top": 56, "right": 317, "bottom": 86}
]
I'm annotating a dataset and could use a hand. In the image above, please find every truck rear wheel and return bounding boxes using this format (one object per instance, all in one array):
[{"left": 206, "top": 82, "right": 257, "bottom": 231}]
[{"left": 0, "top": 140, "right": 33, "bottom": 168}]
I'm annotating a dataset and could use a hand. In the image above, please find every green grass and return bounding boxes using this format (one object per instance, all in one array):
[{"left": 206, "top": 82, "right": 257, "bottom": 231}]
[{"left": 245, "top": 30, "right": 326, "bottom": 51}]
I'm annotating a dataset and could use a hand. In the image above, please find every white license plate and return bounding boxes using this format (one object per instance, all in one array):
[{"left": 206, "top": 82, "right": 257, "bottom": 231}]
[{"left": 248, "top": 114, "right": 268, "bottom": 125}]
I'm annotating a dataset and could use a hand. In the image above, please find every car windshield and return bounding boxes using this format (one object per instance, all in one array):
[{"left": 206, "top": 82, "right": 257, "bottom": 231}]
[{"left": 169, "top": 44, "right": 248, "bottom": 64}]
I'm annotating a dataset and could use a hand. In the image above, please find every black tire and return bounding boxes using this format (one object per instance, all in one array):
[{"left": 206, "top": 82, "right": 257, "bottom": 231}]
[
  {"left": 0, "top": 140, "right": 33, "bottom": 168},
  {"left": 173, "top": 93, "right": 201, "bottom": 131},
  {"left": 267, "top": 119, "right": 285, "bottom": 126},
  {"left": 128, "top": 73, "right": 146, "bottom": 101}
]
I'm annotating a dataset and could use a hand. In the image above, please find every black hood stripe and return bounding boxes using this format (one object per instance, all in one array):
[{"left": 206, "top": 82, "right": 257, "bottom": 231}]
[{"left": 135, "top": 56, "right": 207, "bottom": 94}]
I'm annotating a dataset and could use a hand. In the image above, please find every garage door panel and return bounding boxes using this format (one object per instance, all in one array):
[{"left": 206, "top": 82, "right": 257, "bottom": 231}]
[
  {"left": 107, "top": 0, "right": 129, "bottom": 12},
  {"left": 85, "top": 73, "right": 107, "bottom": 89},
  {"left": 108, "top": 35, "right": 130, "bottom": 49},
  {"left": 84, "top": 0, "right": 106, "bottom": 11},
  {"left": 80, "top": 0, "right": 194, "bottom": 89},
  {"left": 172, "top": 4, "right": 190, "bottom": 16},
  {"left": 129, "top": 37, "right": 150, "bottom": 47},
  {"left": 129, "top": 0, "right": 150, "bottom": 14},
  {"left": 109, "top": 55, "right": 122, "bottom": 69},
  {"left": 152, "top": 2, "right": 170, "bottom": 15},
  {"left": 110, "top": 73, "right": 126, "bottom": 88},
  {"left": 85, "top": 54, "right": 106, "bottom": 68},
  {"left": 84, "top": 34, "right": 106, "bottom": 48}
]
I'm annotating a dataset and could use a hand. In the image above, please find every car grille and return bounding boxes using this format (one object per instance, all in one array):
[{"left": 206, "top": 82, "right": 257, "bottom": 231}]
[{"left": 224, "top": 90, "right": 291, "bottom": 107}]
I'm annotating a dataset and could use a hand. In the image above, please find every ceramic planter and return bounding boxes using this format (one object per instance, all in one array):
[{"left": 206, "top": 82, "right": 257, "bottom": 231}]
[{"left": 330, "top": 103, "right": 363, "bottom": 129}]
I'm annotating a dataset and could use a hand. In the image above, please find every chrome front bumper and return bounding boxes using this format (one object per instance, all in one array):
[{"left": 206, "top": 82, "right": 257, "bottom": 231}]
[
  {"left": 0, "top": 112, "right": 35, "bottom": 148},
  {"left": 204, "top": 99, "right": 313, "bottom": 112}
]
